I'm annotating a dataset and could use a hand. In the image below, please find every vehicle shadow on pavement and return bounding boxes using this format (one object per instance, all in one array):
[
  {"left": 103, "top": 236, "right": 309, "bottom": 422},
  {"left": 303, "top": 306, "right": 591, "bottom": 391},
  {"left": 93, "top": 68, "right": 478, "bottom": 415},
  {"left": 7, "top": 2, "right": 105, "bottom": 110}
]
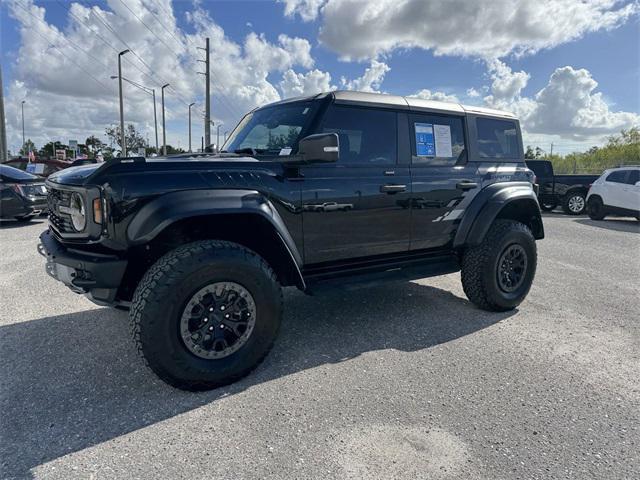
[
  {"left": 0, "top": 281, "right": 514, "bottom": 479},
  {"left": 574, "top": 218, "right": 640, "bottom": 234}
]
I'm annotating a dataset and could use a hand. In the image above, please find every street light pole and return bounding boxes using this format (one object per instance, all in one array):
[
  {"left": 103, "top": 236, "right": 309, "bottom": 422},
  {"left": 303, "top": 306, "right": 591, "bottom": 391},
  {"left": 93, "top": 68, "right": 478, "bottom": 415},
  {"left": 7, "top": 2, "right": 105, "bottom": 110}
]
[
  {"left": 188, "top": 102, "right": 195, "bottom": 152},
  {"left": 152, "top": 89, "right": 158, "bottom": 153},
  {"left": 161, "top": 83, "right": 170, "bottom": 156},
  {"left": 117, "top": 49, "right": 130, "bottom": 157},
  {"left": 216, "top": 124, "right": 221, "bottom": 153},
  {"left": 21, "top": 100, "right": 25, "bottom": 153}
]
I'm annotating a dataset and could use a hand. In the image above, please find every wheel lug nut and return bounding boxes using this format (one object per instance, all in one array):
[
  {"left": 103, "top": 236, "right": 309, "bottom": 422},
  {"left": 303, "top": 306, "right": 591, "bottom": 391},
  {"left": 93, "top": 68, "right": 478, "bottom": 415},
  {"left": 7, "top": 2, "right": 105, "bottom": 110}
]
[
  {"left": 209, "top": 307, "right": 214, "bottom": 312},
  {"left": 225, "top": 314, "right": 230, "bottom": 318},
  {"left": 220, "top": 306, "right": 225, "bottom": 311},
  {"left": 204, "top": 318, "right": 208, "bottom": 322},
  {"left": 209, "top": 326, "right": 214, "bottom": 331}
]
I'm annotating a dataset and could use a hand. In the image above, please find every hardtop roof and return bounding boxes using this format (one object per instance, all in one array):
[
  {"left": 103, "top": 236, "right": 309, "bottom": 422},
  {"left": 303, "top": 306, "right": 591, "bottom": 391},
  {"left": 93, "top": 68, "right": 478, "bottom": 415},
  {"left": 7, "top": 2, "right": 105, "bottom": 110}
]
[{"left": 261, "top": 90, "right": 516, "bottom": 119}]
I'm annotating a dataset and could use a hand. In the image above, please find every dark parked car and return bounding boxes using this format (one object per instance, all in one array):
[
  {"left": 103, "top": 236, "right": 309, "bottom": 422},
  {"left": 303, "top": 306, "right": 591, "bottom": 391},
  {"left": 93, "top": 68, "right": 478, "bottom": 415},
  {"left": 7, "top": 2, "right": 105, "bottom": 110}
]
[
  {"left": 39, "top": 91, "right": 543, "bottom": 390},
  {"left": 0, "top": 165, "right": 48, "bottom": 221},
  {"left": 525, "top": 159, "right": 599, "bottom": 215},
  {"left": 3, "top": 157, "right": 72, "bottom": 178}
]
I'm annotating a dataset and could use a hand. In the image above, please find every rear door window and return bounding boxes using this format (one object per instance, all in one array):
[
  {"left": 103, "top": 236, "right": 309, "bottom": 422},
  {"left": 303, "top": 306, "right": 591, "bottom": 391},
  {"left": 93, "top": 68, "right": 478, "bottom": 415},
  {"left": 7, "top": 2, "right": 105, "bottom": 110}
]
[
  {"left": 606, "top": 171, "right": 628, "bottom": 183},
  {"left": 410, "top": 114, "right": 466, "bottom": 165},
  {"left": 476, "top": 118, "right": 519, "bottom": 158},
  {"left": 625, "top": 170, "right": 639, "bottom": 185}
]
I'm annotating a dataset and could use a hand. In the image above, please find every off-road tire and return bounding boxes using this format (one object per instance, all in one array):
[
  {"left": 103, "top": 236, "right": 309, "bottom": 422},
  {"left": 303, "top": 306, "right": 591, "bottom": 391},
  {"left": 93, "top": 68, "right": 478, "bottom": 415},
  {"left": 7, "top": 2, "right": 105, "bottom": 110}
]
[
  {"left": 461, "top": 219, "right": 537, "bottom": 312},
  {"left": 129, "top": 240, "right": 283, "bottom": 391},
  {"left": 587, "top": 196, "right": 606, "bottom": 220},
  {"left": 562, "top": 192, "right": 586, "bottom": 215}
]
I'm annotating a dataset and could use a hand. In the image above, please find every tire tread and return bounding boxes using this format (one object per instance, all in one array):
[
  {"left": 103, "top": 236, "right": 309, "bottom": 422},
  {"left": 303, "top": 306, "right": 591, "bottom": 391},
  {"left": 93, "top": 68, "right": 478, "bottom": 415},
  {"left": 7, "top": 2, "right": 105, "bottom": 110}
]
[{"left": 129, "top": 240, "right": 282, "bottom": 391}]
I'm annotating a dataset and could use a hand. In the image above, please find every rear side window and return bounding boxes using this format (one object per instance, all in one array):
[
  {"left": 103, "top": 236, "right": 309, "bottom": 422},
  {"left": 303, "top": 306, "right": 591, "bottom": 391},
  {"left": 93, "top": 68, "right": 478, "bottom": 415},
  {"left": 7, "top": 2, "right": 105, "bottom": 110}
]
[
  {"left": 411, "top": 114, "right": 466, "bottom": 166},
  {"left": 476, "top": 118, "right": 519, "bottom": 158},
  {"left": 320, "top": 105, "right": 397, "bottom": 165},
  {"left": 606, "top": 171, "right": 627, "bottom": 183},
  {"left": 625, "top": 170, "right": 639, "bottom": 185}
]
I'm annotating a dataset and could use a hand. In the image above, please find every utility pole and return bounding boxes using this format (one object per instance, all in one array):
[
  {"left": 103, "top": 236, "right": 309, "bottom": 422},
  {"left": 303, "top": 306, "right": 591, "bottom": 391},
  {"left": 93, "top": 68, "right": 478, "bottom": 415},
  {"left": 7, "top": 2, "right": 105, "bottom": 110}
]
[
  {"left": 216, "top": 124, "right": 220, "bottom": 152},
  {"left": 188, "top": 102, "right": 195, "bottom": 152},
  {"left": 161, "top": 84, "right": 170, "bottom": 156},
  {"left": 550, "top": 142, "right": 554, "bottom": 157},
  {"left": 110, "top": 75, "right": 157, "bottom": 154},
  {"left": 223, "top": 130, "right": 229, "bottom": 144},
  {"left": 197, "top": 38, "right": 211, "bottom": 151},
  {"left": 117, "top": 50, "right": 130, "bottom": 156},
  {"left": 21, "top": 100, "right": 25, "bottom": 154},
  {"left": 0, "top": 65, "right": 7, "bottom": 161}
]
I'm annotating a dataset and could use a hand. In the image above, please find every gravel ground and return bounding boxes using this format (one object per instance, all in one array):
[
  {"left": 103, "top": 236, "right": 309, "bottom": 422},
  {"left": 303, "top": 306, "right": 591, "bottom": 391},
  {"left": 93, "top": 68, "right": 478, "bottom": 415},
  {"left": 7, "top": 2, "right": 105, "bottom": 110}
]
[{"left": 1, "top": 214, "right": 639, "bottom": 480}]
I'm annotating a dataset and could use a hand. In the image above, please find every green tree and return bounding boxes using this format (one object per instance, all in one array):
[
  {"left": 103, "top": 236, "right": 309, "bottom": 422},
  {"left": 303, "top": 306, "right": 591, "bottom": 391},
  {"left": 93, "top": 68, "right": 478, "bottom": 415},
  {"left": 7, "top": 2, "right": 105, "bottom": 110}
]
[
  {"left": 105, "top": 124, "right": 148, "bottom": 155},
  {"left": 164, "top": 145, "right": 185, "bottom": 154},
  {"left": 524, "top": 145, "right": 535, "bottom": 159},
  {"left": 85, "top": 135, "right": 105, "bottom": 156},
  {"left": 19, "top": 139, "right": 36, "bottom": 155}
]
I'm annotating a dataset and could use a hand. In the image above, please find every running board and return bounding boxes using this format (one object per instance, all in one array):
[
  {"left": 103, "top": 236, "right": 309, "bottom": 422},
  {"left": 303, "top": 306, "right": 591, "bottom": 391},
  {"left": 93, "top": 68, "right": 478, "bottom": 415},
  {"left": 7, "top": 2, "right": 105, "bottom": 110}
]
[{"left": 304, "top": 254, "right": 460, "bottom": 294}]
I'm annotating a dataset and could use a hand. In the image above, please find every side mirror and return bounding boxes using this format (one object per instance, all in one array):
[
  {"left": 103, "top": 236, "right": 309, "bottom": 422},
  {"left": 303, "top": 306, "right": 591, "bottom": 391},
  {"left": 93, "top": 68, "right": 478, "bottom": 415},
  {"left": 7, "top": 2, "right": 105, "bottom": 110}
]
[{"left": 298, "top": 133, "right": 339, "bottom": 164}]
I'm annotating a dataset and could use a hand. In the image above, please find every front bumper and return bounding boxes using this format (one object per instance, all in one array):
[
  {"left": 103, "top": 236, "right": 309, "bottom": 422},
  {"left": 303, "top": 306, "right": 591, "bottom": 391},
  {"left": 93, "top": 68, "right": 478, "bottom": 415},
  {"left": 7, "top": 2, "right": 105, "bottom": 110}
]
[{"left": 38, "top": 230, "right": 127, "bottom": 304}]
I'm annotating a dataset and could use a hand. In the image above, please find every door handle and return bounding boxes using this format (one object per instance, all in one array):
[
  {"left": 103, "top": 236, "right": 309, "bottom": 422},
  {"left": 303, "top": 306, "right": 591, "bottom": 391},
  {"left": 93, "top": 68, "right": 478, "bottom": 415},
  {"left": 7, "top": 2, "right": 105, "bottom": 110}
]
[
  {"left": 380, "top": 184, "right": 407, "bottom": 194},
  {"left": 456, "top": 180, "right": 478, "bottom": 191}
]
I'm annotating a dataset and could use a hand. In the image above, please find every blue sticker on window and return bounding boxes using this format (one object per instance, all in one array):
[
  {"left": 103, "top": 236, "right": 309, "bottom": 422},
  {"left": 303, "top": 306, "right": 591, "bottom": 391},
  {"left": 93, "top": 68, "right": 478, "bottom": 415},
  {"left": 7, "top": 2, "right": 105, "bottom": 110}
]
[{"left": 415, "top": 123, "right": 435, "bottom": 156}]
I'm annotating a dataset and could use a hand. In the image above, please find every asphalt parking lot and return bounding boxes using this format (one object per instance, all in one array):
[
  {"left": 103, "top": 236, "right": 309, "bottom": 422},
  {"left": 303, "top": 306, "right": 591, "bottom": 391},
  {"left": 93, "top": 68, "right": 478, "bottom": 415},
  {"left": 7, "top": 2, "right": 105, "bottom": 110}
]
[{"left": 1, "top": 214, "right": 639, "bottom": 480}]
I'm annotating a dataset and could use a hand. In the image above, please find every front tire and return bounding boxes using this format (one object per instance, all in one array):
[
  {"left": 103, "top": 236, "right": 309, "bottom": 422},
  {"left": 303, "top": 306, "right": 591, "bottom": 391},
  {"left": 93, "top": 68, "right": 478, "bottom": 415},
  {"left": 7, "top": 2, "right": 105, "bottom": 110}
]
[
  {"left": 461, "top": 220, "right": 537, "bottom": 312},
  {"left": 587, "top": 196, "right": 606, "bottom": 220},
  {"left": 130, "top": 240, "right": 283, "bottom": 391},
  {"left": 562, "top": 192, "right": 586, "bottom": 215}
]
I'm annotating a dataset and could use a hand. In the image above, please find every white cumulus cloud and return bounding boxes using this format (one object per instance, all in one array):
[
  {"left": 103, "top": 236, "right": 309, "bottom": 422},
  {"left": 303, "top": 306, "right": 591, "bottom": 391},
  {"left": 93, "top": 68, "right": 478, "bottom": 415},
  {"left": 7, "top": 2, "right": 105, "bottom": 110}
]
[
  {"left": 279, "top": 69, "right": 335, "bottom": 97},
  {"left": 340, "top": 60, "right": 390, "bottom": 93},
  {"left": 316, "top": 0, "right": 639, "bottom": 61},
  {"left": 411, "top": 89, "right": 460, "bottom": 103},
  {"left": 4, "top": 0, "right": 318, "bottom": 152}
]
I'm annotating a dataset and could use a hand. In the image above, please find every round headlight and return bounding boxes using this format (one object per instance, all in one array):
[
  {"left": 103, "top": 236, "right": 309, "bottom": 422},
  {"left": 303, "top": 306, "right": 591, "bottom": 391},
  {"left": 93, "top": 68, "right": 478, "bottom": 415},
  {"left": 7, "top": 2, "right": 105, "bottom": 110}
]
[{"left": 69, "top": 192, "right": 86, "bottom": 231}]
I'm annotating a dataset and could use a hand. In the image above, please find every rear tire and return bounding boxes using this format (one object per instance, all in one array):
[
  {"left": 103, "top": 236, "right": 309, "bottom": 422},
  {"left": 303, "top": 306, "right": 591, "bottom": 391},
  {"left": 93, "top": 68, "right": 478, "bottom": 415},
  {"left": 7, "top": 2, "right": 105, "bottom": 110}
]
[
  {"left": 587, "top": 196, "right": 606, "bottom": 220},
  {"left": 562, "top": 192, "right": 586, "bottom": 215},
  {"left": 129, "top": 240, "right": 283, "bottom": 391},
  {"left": 461, "top": 220, "right": 537, "bottom": 312},
  {"left": 540, "top": 202, "right": 556, "bottom": 212},
  {"left": 14, "top": 215, "right": 34, "bottom": 222}
]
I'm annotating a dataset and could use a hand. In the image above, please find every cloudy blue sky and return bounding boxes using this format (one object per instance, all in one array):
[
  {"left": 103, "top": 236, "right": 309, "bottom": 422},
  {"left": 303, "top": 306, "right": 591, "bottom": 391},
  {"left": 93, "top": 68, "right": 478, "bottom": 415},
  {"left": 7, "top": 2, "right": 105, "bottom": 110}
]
[{"left": 1, "top": 0, "right": 639, "bottom": 154}]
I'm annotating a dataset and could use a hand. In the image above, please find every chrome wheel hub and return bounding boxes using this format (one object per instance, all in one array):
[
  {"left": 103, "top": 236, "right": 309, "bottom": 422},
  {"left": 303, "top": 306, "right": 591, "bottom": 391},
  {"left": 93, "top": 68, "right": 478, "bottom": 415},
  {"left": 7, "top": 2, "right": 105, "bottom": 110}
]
[
  {"left": 180, "top": 282, "right": 256, "bottom": 359},
  {"left": 568, "top": 195, "right": 585, "bottom": 213}
]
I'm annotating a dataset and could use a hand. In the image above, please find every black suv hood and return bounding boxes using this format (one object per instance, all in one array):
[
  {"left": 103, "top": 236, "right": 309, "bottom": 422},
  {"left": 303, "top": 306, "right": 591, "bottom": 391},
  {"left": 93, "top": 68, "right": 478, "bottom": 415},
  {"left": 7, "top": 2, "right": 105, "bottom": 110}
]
[
  {"left": 47, "top": 156, "right": 267, "bottom": 186},
  {"left": 48, "top": 163, "right": 104, "bottom": 186}
]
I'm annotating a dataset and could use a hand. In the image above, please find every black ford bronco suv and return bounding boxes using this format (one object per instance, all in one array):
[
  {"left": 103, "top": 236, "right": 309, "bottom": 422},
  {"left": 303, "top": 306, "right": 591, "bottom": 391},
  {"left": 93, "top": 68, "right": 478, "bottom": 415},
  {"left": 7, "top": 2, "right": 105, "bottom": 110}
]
[{"left": 39, "top": 91, "right": 543, "bottom": 390}]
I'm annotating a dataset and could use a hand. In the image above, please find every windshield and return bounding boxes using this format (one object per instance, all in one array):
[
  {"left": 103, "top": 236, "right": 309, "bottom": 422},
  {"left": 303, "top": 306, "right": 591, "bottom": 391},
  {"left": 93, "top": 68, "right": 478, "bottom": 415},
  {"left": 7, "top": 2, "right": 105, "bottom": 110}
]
[{"left": 222, "top": 101, "right": 317, "bottom": 157}]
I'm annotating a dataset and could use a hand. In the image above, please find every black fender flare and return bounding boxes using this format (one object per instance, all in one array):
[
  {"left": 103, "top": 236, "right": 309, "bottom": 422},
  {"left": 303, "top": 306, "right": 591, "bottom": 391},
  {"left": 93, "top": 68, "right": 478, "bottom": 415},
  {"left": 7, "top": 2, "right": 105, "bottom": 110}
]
[
  {"left": 453, "top": 182, "right": 543, "bottom": 248},
  {"left": 126, "top": 189, "right": 305, "bottom": 289}
]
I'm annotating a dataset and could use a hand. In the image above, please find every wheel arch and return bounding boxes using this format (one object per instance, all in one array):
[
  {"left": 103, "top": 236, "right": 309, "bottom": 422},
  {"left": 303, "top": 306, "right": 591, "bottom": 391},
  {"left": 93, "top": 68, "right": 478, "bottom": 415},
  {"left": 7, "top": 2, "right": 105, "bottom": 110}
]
[
  {"left": 119, "top": 189, "right": 305, "bottom": 300},
  {"left": 454, "top": 182, "right": 544, "bottom": 249}
]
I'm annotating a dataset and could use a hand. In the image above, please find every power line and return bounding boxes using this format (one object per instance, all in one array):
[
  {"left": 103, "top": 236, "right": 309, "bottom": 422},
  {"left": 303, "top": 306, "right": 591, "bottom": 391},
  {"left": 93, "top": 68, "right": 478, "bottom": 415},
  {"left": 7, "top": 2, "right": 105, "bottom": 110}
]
[
  {"left": 15, "top": 2, "right": 114, "bottom": 76},
  {"left": 79, "top": 0, "right": 195, "bottom": 108},
  {"left": 20, "top": 23, "right": 113, "bottom": 92}
]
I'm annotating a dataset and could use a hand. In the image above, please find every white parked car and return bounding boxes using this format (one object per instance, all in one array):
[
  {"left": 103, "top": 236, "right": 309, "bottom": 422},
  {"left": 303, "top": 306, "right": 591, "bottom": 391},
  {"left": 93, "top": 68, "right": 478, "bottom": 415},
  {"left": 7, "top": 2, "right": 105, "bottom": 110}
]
[{"left": 586, "top": 166, "right": 640, "bottom": 220}]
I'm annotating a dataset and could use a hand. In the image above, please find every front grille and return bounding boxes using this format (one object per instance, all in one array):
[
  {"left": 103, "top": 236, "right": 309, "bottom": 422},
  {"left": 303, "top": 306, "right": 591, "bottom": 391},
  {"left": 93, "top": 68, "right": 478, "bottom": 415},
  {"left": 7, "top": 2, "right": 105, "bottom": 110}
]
[{"left": 48, "top": 188, "right": 75, "bottom": 234}]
